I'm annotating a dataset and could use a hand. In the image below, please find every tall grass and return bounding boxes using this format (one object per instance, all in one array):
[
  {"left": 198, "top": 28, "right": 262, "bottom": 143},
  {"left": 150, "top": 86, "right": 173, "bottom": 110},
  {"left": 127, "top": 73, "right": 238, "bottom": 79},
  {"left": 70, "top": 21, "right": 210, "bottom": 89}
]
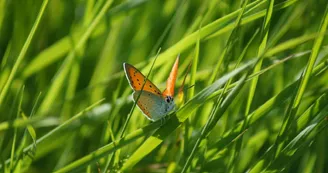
[{"left": 1, "top": 0, "right": 328, "bottom": 172}]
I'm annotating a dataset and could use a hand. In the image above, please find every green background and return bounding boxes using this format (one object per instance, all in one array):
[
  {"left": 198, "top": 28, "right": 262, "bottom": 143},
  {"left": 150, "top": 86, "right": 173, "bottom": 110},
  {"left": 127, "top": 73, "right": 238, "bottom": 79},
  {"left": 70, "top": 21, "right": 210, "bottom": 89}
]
[{"left": 1, "top": 0, "right": 328, "bottom": 172}]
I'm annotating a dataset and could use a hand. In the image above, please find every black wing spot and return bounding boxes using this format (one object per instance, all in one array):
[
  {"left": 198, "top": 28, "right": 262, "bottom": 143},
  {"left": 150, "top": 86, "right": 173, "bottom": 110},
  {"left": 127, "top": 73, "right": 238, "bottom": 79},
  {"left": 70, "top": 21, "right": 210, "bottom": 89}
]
[
  {"left": 137, "top": 79, "right": 139, "bottom": 81},
  {"left": 138, "top": 83, "right": 141, "bottom": 86},
  {"left": 149, "top": 85, "right": 152, "bottom": 88}
]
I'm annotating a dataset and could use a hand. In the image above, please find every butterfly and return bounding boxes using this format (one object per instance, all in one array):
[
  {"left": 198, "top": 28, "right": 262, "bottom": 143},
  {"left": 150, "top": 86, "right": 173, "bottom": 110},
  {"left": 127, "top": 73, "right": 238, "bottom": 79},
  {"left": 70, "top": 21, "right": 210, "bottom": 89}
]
[{"left": 123, "top": 56, "right": 179, "bottom": 122}]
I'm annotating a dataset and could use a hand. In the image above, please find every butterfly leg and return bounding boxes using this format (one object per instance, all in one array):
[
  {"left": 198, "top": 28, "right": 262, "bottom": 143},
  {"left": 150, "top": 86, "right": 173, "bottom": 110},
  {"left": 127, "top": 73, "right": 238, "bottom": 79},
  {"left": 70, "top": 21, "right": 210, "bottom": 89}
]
[
  {"left": 159, "top": 114, "right": 171, "bottom": 126},
  {"left": 159, "top": 117, "right": 166, "bottom": 126}
]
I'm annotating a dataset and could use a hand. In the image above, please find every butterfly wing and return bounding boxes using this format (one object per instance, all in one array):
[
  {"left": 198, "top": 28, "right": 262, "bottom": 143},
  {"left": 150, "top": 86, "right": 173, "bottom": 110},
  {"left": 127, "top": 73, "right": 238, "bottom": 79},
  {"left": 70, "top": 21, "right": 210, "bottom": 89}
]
[
  {"left": 124, "top": 63, "right": 162, "bottom": 96},
  {"left": 162, "top": 56, "right": 179, "bottom": 97},
  {"left": 133, "top": 90, "right": 168, "bottom": 121}
]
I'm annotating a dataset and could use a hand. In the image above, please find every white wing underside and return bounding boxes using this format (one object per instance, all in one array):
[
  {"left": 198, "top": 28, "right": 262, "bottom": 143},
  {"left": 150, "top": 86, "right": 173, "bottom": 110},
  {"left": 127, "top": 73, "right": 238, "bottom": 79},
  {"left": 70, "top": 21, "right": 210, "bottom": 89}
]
[{"left": 133, "top": 90, "right": 169, "bottom": 121}]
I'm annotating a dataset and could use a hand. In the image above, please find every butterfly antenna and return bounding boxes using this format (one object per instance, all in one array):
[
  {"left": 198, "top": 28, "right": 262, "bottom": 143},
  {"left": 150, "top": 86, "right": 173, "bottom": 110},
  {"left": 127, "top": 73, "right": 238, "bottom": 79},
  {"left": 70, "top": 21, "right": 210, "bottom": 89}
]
[
  {"left": 177, "top": 60, "right": 192, "bottom": 104},
  {"left": 187, "top": 84, "right": 195, "bottom": 90}
]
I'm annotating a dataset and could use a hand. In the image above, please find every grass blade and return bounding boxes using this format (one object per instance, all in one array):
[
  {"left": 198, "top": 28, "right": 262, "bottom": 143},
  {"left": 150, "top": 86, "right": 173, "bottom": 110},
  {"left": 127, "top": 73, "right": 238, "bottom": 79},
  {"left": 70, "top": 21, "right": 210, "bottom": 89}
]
[
  {"left": 273, "top": 2, "right": 328, "bottom": 159},
  {"left": 0, "top": 0, "right": 48, "bottom": 105}
]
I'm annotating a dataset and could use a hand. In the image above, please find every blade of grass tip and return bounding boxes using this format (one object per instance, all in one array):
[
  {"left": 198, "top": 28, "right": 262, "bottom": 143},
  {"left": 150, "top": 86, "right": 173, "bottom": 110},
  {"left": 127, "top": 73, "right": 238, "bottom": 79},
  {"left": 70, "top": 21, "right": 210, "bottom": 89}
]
[
  {"left": 11, "top": 94, "right": 42, "bottom": 171},
  {"left": 10, "top": 85, "right": 24, "bottom": 171},
  {"left": 120, "top": 48, "right": 161, "bottom": 138},
  {"left": 13, "top": 112, "right": 37, "bottom": 171},
  {"left": 0, "top": 0, "right": 48, "bottom": 106},
  {"left": 37, "top": 0, "right": 114, "bottom": 115},
  {"left": 11, "top": 108, "right": 38, "bottom": 172},
  {"left": 20, "top": 112, "right": 37, "bottom": 151},
  {"left": 273, "top": 3, "right": 328, "bottom": 160},
  {"left": 25, "top": 92, "right": 42, "bottom": 152},
  {"left": 182, "top": 1, "right": 249, "bottom": 171}
]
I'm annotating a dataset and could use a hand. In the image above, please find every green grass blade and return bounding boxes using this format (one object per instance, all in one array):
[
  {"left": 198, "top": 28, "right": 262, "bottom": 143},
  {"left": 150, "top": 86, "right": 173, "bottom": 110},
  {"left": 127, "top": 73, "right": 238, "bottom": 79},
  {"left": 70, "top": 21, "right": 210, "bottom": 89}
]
[
  {"left": 137, "top": 0, "right": 297, "bottom": 72},
  {"left": 88, "top": 19, "right": 123, "bottom": 102},
  {"left": 273, "top": 2, "right": 328, "bottom": 159},
  {"left": 21, "top": 0, "right": 151, "bottom": 79},
  {"left": 21, "top": 37, "right": 73, "bottom": 79},
  {"left": 47, "top": 48, "right": 320, "bottom": 173},
  {"left": 246, "top": 0, "right": 274, "bottom": 116},
  {"left": 182, "top": 1, "right": 250, "bottom": 171},
  {"left": 54, "top": 120, "right": 162, "bottom": 172},
  {"left": 37, "top": 0, "right": 114, "bottom": 115},
  {"left": 229, "top": 28, "right": 260, "bottom": 172},
  {"left": 210, "top": 53, "right": 328, "bottom": 152},
  {"left": 0, "top": 0, "right": 48, "bottom": 106},
  {"left": 0, "top": 99, "right": 104, "bottom": 169},
  {"left": 10, "top": 86, "right": 24, "bottom": 171}
]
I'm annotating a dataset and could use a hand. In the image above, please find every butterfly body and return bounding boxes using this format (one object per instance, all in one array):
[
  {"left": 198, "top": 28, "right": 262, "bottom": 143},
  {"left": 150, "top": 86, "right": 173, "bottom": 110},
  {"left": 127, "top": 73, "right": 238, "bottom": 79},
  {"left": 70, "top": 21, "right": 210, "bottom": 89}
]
[{"left": 123, "top": 57, "right": 179, "bottom": 122}]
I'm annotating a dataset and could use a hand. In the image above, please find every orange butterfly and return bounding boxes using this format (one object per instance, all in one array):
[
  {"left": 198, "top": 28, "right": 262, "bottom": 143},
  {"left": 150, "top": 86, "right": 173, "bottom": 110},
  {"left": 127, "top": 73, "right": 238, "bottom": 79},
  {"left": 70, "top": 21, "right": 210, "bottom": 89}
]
[{"left": 123, "top": 56, "right": 179, "bottom": 121}]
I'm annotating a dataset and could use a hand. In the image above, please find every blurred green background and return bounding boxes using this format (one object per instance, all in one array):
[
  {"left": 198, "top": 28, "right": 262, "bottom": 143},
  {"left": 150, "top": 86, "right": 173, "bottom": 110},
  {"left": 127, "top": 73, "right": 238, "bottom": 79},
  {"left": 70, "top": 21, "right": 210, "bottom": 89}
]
[{"left": 1, "top": 0, "right": 328, "bottom": 172}]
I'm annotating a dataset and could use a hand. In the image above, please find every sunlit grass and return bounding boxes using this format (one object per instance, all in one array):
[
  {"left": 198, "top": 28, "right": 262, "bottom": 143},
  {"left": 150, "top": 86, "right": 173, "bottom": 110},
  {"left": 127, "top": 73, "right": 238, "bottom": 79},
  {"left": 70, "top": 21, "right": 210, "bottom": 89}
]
[{"left": 1, "top": 0, "right": 328, "bottom": 172}]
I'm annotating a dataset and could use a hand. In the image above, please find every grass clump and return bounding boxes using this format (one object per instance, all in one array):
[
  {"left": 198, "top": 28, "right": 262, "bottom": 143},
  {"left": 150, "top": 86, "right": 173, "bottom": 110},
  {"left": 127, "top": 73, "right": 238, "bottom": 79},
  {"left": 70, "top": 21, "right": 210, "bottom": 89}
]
[{"left": 1, "top": 0, "right": 328, "bottom": 172}]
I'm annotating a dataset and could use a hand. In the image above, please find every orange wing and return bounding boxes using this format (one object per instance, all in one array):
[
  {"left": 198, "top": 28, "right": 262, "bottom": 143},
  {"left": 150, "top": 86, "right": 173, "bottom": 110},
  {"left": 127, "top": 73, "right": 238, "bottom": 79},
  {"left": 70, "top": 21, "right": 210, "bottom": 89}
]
[
  {"left": 123, "top": 63, "right": 162, "bottom": 96},
  {"left": 162, "top": 56, "right": 179, "bottom": 97}
]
